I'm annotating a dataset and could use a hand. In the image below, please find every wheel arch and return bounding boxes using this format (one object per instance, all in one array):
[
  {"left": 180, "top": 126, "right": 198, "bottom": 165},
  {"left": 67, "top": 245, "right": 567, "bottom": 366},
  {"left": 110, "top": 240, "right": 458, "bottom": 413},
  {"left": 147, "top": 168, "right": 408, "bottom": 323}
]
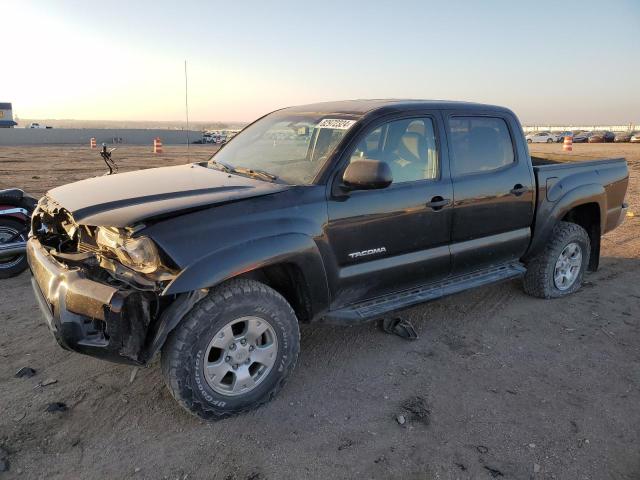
[
  {"left": 162, "top": 233, "right": 330, "bottom": 321},
  {"left": 561, "top": 202, "right": 601, "bottom": 271},
  {"left": 525, "top": 183, "right": 605, "bottom": 270}
]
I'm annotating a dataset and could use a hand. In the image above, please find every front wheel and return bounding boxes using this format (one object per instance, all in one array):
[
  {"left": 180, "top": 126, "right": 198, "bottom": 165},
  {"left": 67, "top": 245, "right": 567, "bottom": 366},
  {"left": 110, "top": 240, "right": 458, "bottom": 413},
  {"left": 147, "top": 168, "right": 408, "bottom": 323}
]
[
  {"left": 527, "top": 138, "right": 532, "bottom": 144},
  {"left": 0, "top": 217, "right": 29, "bottom": 279},
  {"left": 161, "top": 279, "right": 300, "bottom": 420},
  {"left": 547, "top": 138, "right": 553, "bottom": 143},
  {"left": 523, "top": 221, "right": 590, "bottom": 298}
]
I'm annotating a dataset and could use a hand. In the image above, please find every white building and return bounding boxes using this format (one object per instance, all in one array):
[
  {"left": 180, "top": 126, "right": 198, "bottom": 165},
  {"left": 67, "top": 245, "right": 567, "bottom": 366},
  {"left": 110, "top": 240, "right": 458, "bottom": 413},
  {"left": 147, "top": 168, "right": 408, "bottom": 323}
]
[{"left": 0, "top": 102, "right": 17, "bottom": 128}]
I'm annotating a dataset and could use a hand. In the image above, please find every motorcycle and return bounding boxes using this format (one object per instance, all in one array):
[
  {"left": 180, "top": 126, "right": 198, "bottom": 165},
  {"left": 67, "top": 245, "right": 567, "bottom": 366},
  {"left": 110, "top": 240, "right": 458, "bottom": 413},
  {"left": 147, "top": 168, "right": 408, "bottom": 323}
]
[{"left": 0, "top": 188, "right": 37, "bottom": 279}]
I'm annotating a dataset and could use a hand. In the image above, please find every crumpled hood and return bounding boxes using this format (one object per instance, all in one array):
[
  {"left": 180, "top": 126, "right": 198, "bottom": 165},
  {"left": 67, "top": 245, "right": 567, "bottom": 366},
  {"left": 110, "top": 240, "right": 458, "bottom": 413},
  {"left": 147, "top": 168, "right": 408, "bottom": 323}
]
[{"left": 47, "top": 163, "right": 290, "bottom": 227}]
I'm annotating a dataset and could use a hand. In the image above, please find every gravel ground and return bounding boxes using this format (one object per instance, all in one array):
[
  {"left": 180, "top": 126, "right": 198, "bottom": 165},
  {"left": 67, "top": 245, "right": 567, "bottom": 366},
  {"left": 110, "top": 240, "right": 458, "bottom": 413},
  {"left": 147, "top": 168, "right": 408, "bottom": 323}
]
[{"left": 0, "top": 143, "right": 639, "bottom": 479}]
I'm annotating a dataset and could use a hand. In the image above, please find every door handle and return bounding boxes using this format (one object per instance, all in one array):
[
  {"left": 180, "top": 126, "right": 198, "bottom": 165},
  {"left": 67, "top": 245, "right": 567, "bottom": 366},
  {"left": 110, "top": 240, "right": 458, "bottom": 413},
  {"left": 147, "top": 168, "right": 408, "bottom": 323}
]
[
  {"left": 426, "top": 196, "right": 451, "bottom": 210},
  {"left": 510, "top": 184, "right": 529, "bottom": 196}
]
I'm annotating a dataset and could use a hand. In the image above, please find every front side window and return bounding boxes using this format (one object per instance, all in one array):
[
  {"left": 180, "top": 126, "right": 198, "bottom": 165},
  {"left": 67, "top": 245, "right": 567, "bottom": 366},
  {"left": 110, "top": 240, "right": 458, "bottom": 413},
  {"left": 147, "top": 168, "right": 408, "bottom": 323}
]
[
  {"left": 448, "top": 116, "right": 515, "bottom": 176},
  {"left": 349, "top": 117, "right": 438, "bottom": 183},
  {"left": 208, "top": 112, "right": 359, "bottom": 185}
]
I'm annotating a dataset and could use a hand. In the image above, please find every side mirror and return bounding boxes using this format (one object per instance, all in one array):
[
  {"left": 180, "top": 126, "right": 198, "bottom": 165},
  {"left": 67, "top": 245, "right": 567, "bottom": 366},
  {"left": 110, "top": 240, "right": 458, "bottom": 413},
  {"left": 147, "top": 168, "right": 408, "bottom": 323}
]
[{"left": 342, "top": 159, "right": 392, "bottom": 190}]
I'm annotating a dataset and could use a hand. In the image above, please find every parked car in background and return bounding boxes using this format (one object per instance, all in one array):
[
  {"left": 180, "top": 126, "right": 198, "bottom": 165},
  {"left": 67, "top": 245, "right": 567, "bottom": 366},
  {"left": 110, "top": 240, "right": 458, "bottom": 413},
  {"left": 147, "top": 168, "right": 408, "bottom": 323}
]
[
  {"left": 28, "top": 122, "right": 53, "bottom": 129},
  {"left": 525, "top": 131, "right": 558, "bottom": 143},
  {"left": 631, "top": 132, "right": 640, "bottom": 143},
  {"left": 555, "top": 131, "right": 573, "bottom": 143},
  {"left": 588, "top": 131, "right": 615, "bottom": 143},
  {"left": 614, "top": 132, "right": 630, "bottom": 142},
  {"left": 573, "top": 131, "right": 593, "bottom": 143}
]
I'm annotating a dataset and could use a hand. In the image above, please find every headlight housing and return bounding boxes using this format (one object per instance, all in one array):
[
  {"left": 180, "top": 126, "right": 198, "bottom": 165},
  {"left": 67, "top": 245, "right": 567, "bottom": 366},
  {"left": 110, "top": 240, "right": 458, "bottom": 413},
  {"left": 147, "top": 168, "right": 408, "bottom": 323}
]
[{"left": 96, "top": 227, "right": 160, "bottom": 274}]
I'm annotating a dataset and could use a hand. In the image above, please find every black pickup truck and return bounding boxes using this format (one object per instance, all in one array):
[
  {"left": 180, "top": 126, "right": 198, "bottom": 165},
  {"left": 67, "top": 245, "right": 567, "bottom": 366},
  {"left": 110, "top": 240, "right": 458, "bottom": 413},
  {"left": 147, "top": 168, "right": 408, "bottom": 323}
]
[{"left": 27, "top": 100, "right": 629, "bottom": 419}]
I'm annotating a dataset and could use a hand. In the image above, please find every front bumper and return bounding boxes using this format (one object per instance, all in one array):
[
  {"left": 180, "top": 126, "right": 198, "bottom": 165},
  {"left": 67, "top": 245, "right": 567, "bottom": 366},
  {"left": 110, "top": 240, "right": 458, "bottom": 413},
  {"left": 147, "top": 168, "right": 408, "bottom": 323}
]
[{"left": 27, "top": 238, "right": 151, "bottom": 365}]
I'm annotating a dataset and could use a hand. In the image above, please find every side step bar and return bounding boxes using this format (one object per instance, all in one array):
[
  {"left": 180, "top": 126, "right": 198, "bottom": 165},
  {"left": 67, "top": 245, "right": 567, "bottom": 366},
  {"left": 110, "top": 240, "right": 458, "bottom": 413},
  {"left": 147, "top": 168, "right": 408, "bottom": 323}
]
[{"left": 323, "top": 263, "right": 526, "bottom": 324}]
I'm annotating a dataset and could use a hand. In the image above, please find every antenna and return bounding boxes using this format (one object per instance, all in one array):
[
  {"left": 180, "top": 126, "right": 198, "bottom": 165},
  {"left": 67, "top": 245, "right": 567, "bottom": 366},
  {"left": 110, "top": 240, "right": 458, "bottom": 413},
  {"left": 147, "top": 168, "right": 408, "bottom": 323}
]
[{"left": 184, "top": 60, "right": 190, "bottom": 157}]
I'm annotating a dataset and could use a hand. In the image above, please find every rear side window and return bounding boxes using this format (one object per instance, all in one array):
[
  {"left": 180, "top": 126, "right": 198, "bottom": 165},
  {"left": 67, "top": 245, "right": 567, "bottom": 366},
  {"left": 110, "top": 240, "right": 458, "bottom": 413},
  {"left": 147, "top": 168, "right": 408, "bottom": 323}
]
[{"left": 448, "top": 116, "right": 515, "bottom": 176}]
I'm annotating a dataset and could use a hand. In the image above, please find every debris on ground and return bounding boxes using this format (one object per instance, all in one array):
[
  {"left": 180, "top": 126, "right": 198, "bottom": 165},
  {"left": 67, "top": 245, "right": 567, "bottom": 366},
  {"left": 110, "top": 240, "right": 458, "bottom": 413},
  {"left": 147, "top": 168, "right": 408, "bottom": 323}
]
[
  {"left": 401, "top": 396, "right": 431, "bottom": 425},
  {"left": 379, "top": 317, "right": 418, "bottom": 340},
  {"left": 129, "top": 367, "right": 139, "bottom": 384},
  {"left": 0, "top": 447, "right": 9, "bottom": 472},
  {"left": 41, "top": 378, "right": 58, "bottom": 386},
  {"left": 14, "top": 367, "right": 36, "bottom": 378},
  {"left": 577, "top": 438, "right": 590, "bottom": 448},
  {"left": 45, "top": 402, "right": 68, "bottom": 413},
  {"left": 396, "top": 414, "right": 406, "bottom": 425},
  {"left": 338, "top": 439, "right": 354, "bottom": 451},
  {"left": 476, "top": 445, "right": 489, "bottom": 454},
  {"left": 12, "top": 412, "right": 26, "bottom": 422},
  {"left": 483, "top": 465, "right": 504, "bottom": 477}
]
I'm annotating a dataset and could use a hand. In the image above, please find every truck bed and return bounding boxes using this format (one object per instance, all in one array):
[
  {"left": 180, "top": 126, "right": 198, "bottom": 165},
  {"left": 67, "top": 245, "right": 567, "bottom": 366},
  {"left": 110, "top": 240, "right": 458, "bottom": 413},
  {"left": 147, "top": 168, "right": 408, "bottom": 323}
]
[
  {"left": 528, "top": 153, "right": 629, "bottom": 261},
  {"left": 531, "top": 152, "right": 624, "bottom": 167}
]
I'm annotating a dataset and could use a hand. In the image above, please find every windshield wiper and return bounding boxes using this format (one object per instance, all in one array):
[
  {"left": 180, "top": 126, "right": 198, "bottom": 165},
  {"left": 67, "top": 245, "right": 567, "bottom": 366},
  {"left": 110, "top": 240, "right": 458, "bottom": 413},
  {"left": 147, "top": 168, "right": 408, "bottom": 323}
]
[
  {"left": 232, "top": 166, "right": 278, "bottom": 182},
  {"left": 208, "top": 160, "right": 278, "bottom": 182},
  {"left": 208, "top": 159, "right": 234, "bottom": 173}
]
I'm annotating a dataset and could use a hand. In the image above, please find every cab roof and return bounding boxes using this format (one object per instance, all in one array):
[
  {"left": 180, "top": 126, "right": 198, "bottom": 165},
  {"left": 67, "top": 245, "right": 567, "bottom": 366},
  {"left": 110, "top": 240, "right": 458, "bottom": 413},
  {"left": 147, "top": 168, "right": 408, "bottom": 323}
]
[{"left": 282, "top": 99, "right": 512, "bottom": 117}]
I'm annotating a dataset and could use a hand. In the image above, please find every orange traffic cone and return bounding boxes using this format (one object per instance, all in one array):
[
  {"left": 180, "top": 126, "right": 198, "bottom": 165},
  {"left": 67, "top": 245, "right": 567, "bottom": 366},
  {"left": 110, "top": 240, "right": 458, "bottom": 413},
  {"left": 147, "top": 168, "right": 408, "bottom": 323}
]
[
  {"left": 90, "top": 137, "right": 97, "bottom": 149},
  {"left": 153, "top": 137, "right": 163, "bottom": 154},
  {"left": 563, "top": 136, "right": 573, "bottom": 152}
]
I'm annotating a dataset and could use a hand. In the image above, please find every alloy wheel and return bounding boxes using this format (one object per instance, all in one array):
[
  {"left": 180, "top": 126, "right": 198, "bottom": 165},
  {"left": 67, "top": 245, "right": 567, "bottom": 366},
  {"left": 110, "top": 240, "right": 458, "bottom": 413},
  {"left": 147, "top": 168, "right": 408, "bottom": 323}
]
[
  {"left": 203, "top": 316, "right": 278, "bottom": 396},
  {"left": 553, "top": 242, "right": 582, "bottom": 291}
]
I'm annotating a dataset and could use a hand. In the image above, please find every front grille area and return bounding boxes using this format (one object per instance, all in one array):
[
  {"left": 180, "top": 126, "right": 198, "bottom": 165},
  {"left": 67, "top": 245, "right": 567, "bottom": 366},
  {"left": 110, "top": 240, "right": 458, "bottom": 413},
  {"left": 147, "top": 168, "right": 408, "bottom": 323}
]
[
  {"left": 78, "top": 240, "right": 100, "bottom": 254},
  {"left": 32, "top": 196, "right": 88, "bottom": 253}
]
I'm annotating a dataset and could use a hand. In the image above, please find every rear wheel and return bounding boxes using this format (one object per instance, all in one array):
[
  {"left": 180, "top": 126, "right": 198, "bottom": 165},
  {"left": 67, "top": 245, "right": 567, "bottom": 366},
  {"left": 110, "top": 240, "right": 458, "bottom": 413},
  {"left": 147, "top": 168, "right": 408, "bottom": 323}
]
[
  {"left": 527, "top": 138, "right": 532, "bottom": 144},
  {"left": 161, "top": 279, "right": 300, "bottom": 420},
  {"left": 523, "top": 221, "right": 590, "bottom": 298},
  {"left": 0, "top": 217, "right": 28, "bottom": 279},
  {"left": 547, "top": 138, "right": 553, "bottom": 143}
]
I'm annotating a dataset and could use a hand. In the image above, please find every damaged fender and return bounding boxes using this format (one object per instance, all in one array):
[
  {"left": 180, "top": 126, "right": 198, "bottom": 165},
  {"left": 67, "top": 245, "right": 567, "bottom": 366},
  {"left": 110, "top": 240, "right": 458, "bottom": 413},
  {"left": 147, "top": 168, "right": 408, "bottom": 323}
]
[{"left": 162, "top": 233, "right": 330, "bottom": 318}]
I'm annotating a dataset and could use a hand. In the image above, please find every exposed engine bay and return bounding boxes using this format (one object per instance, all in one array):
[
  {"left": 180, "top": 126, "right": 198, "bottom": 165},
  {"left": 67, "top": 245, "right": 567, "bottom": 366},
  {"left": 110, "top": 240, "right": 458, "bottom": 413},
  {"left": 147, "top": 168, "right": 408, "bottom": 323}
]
[{"left": 32, "top": 195, "right": 176, "bottom": 290}]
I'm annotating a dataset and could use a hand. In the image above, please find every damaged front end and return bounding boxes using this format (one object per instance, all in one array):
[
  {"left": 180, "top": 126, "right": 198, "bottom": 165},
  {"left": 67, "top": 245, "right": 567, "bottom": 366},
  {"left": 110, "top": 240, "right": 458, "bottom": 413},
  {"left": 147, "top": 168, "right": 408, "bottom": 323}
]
[{"left": 28, "top": 196, "right": 188, "bottom": 365}]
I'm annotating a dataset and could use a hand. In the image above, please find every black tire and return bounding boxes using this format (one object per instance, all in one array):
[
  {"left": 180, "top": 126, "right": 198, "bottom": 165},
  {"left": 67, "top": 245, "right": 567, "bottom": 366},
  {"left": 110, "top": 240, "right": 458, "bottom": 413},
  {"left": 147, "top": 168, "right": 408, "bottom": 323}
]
[
  {"left": 527, "top": 138, "right": 532, "bottom": 144},
  {"left": 161, "top": 279, "right": 300, "bottom": 420},
  {"left": 0, "top": 217, "right": 28, "bottom": 279},
  {"left": 523, "top": 221, "right": 591, "bottom": 299},
  {"left": 547, "top": 138, "right": 553, "bottom": 143}
]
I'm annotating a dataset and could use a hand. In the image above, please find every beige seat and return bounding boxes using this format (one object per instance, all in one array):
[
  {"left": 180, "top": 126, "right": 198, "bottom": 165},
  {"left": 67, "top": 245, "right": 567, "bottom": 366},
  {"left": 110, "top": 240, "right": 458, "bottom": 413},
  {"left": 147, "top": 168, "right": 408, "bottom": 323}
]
[{"left": 388, "top": 131, "right": 426, "bottom": 182}]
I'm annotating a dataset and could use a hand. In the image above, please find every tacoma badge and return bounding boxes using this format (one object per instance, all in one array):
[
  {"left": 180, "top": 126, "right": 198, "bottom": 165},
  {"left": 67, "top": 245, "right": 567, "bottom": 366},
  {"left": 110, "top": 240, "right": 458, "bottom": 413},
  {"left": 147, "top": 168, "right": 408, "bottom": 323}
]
[{"left": 348, "top": 247, "right": 387, "bottom": 259}]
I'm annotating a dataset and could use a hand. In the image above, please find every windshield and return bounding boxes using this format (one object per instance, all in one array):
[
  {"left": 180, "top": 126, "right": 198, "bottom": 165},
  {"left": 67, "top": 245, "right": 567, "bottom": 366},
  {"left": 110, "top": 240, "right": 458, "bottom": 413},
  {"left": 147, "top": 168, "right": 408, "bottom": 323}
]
[{"left": 207, "top": 111, "right": 360, "bottom": 184}]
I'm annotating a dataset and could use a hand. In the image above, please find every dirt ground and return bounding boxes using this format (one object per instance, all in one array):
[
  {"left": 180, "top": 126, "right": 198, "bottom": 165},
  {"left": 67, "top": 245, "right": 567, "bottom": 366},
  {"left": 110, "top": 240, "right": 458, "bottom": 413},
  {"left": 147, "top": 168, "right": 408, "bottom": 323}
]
[{"left": 0, "top": 143, "right": 639, "bottom": 479}]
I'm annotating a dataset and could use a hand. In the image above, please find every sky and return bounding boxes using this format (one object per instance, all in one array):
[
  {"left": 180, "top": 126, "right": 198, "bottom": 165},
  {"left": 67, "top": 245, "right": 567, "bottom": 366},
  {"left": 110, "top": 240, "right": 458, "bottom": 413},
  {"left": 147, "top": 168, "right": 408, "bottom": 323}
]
[{"left": 2, "top": 0, "right": 639, "bottom": 124}]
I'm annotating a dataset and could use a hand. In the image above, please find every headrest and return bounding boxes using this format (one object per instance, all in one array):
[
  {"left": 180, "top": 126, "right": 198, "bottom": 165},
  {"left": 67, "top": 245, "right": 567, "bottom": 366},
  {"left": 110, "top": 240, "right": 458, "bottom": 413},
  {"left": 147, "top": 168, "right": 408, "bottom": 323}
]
[{"left": 400, "top": 132, "right": 421, "bottom": 159}]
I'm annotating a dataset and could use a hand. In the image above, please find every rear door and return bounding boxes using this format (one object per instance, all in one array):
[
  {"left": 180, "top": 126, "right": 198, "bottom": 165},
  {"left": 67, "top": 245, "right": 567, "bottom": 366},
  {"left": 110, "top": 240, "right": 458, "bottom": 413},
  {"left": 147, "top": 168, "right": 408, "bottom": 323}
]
[
  {"left": 445, "top": 112, "right": 535, "bottom": 275},
  {"left": 325, "top": 113, "right": 453, "bottom": 308}
]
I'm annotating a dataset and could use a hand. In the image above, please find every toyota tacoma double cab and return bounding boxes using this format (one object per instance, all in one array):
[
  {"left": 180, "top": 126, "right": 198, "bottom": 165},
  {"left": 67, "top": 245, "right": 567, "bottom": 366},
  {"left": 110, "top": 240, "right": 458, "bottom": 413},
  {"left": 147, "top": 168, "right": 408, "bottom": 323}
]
[{"left": 27, "top": 100, "right": 629, "bottom": 419}]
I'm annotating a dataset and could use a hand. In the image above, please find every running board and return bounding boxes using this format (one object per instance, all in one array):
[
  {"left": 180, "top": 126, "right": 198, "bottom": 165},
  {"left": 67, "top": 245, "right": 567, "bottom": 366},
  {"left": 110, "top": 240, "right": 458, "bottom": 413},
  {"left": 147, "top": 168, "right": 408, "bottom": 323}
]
[{"left": 323, "top": 263, "right": 526, "bottom": 324}]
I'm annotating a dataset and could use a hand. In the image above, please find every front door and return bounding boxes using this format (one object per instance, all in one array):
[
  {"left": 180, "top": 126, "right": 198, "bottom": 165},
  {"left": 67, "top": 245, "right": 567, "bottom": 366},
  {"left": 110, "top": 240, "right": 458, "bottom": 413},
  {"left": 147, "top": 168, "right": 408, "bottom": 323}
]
[{"left": 325, "top": 114, "right": 453, "bottom": 309}]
